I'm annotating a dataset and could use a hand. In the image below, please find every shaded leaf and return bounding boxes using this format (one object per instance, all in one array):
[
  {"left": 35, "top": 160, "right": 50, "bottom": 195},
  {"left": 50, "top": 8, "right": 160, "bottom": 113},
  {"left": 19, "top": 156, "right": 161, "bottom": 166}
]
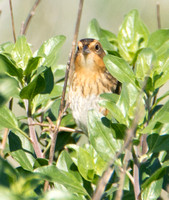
[
  {"left": 20, "top": 75, "right": 45, "bottom": 100},
  {"left": 142, "top": 100, "right": 169, "bottom": 134},
  {"left": 24, "top": 56, "right": 42, "bottom": 77},
  {"left": 0, "top": 74, "right": 19, "bottom": 106},
  {"left": 0, "top": 53, "right": 23, "bottom": 82},
  {"left": 8, "top": 131, "right": 35, "bottom": 171}
]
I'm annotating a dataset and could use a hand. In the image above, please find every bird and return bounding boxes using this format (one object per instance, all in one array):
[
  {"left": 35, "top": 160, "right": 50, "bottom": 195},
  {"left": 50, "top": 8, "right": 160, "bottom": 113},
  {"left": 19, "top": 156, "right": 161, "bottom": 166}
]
[{"left": 68, "top": 38, "right": 120, "bottom": 134}]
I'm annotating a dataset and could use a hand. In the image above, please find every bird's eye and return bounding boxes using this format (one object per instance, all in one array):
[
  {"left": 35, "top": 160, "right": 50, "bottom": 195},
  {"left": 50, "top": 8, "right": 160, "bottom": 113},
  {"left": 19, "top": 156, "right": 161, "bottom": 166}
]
[
  {"left": 77, "top": 46, "right": 80, "bottom": 51},
  {"left": 95, "top": 44, "right": 100, "bottom": 51}
]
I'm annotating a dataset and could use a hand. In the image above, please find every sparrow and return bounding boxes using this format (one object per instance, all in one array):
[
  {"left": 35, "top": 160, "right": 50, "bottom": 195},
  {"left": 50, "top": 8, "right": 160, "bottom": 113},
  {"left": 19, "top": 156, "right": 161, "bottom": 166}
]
[{"left": 68, "top": 38, "right": 120, "bottom": 134}]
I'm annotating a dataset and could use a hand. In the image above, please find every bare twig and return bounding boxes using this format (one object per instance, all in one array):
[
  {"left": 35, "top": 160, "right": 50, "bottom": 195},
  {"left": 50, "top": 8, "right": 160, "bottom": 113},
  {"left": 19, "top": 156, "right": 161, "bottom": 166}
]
[
  {"left": 24, "top": 100, "right": 43, "bottom": 158},
  {"left": 156, "top": 2, "right": 161, "bottom": 29},
  {"left": 21, "top": 0, "right": 41, "bottom": 35},
  {"left": 48, "top": 0, "right": 84, "bottom": 165},
  {"left": 133, "top": 148, "right": 141, "bottom": 200},
  {"left": 152, "top": 2, "right": 161, "bottom": 107},
  {"left": 30, "top": 121, "right": 78, "bottom": 133},
  {"left": 9, "top": 0, "right": 16, "bottom": 42},
  {"left": 43, "top": 0, "right": 84, "bottom": 191}
]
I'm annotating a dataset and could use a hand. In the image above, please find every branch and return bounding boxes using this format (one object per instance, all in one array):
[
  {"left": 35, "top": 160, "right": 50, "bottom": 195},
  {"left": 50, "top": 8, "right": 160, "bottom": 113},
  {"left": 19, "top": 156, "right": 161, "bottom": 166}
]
[
  {"left": 21, "top": 0, "right": 41, "bottom": 35},
  {"left": 9, "top": 0, "right": 16, "bottom": 42},
  {"left": 156, "top": 2, "right": 161, "bottom": 29},
  {"left": 43, "top": 0, "right": 84, "bottom": 191},
  {"left": 24, "top": 99, "right": 43, "bottom": 158},
  {"left": 48, "top": 0, "right": 84, "bottom": 165}
]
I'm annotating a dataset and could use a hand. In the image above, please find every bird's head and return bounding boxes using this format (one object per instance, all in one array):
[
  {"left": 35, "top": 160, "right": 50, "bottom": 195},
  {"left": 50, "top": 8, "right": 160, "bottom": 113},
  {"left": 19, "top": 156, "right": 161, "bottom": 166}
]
[{"left": 74, "top": 38, "right": 106, "bottom": 72}]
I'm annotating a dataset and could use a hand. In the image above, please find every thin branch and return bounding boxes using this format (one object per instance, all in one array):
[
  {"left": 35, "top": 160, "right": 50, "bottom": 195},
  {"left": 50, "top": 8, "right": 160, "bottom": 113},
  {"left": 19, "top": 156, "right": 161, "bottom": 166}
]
[
  {"left": 152, "top": 2, "right": 161, "bottom": 106},
  {"left": 24, "top": 100, "right": 43, "bottom": 158},
  {"left": 21, "top": 0, "right": 41, "bottom": 35},
  {"left": 43, "top": 0, "right": 84, "bottom": 191},
  {"left": 48, "top": 0, "right": 84, "bottom": 165},
  {"left": 133, "top": 148, "right": 141, "bottom": 200},
  {"left": 156, "top": 2, "right": 161, "bottom": 29},
  {"left": 9, "top": 0, "right": 16, "bottom": 42},
  {"left": 0, "top": 128, "right": 8, "bottom": 157}
]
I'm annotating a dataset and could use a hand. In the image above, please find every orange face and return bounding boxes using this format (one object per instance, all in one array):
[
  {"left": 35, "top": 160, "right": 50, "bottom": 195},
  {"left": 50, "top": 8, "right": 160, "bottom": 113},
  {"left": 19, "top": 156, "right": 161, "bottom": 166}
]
[{"left": 74, "top": 38, "right": 106, "bottom": 72}]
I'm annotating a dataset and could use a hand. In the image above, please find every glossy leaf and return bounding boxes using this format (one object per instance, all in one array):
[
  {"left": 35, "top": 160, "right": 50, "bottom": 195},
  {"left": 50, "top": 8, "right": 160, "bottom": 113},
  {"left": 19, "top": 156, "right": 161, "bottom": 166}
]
[
  {"left": 104, "top": 54, "right": 136, "bottom": 87},
  {"left": 88, "top": 110, "right": 123, "bottom": 162},
  {"left": 20, "top": 75, "right": 45, "bottom": 100},
  {"left": 12, "top": 35, "right": 32, "bottom": 69},
  {"left": 135, "top": 48, "right": 156, "bottom": 80},
  {"left": 118, "top": 10, "right": 149, "bottom": 63},
  {"left": 34, "top": 165, "right": 89, "bottom": 196},
  {"left": 37, "top": 35, "right": 66, "bottom": 67}
]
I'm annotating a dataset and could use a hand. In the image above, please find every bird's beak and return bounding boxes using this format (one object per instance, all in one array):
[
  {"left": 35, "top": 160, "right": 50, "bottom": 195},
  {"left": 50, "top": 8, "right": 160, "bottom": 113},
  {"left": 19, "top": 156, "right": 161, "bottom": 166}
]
[{"left": 83, "top": 45, "right": 90, "bottom": 55}]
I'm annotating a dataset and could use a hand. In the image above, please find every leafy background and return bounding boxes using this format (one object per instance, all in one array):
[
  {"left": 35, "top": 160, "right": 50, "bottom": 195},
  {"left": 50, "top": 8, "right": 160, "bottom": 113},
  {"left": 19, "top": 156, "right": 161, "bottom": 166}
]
[{"left": 0, "top": 1, "right": 169, "bottom": 200}]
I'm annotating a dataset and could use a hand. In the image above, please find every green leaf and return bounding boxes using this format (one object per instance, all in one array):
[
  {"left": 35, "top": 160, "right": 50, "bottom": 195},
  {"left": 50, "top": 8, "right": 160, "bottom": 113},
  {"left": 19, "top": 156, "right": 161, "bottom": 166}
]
[
  {"left": 147, "top": 29, "right": 169, "bottom": 56},
  {"left": 0, "top": 53, "right": 23, "bottom": 82},
  {"left": 141, "top": 162, "right": 169, "bottom": 200},
  {"left": 0, "top": 106, "right": 30, "bottom": 140},
  {"left": 99, "top": 99, "right": 127, "bottom": 124},
  {"left": 118, "top": 10, "right": 149, "bottom": 63},
  {"left": 88, "top": 110, "right": 123, "bottom": 162},
  {"left": 12, "top": 35, "right": 32, "bottom": 69},
  {"left": 142, "top": 100, "right": 169, "bottom": 134},
  {"left": 20, "top": 75, "right": 45, "bottom": 100},
  {"left": 87, "top": 18, "right": 116, "bottom": 41},
  {"left": 87, "top": 19, "right": 117, "bottom": 51},
  {"left": 0, "top": 157, "right": 18, "bottom": 187},
  {"left": 147, "top": 134, "right": 169, "bottom": 153},
  {"left": 104, "top": 54, "right": 136, "bottom": 87},
  {"left": 154, "top": 54, "right": 169, "bottom": 89},
  {"left": 77, "top": 147, "right": 95, "bottom": 181},
  {"left": 37, "top": 35, "right": 66, "bottom": 67},
  {"left": 41, "top": 67, "right": 54, "bottom": 94},
  {"left": 34, "top": 165, "right": 89, "bottom": 196},
  {"left": 135, "top": 48, "right": 156, "bottom": 81},
  {"left": 56, "top": 150, "right": 83, "bottom": 184},
  {"left": 8, "top": 131, "right": 35, "bottom": 171},
  {"left": 0, "top": 106, "right": 19, "bottom": 129},
  {"left": 0, "top": 74, "right": 19, "bottom": 106},
  {"left": 24, "top": 56, "right": 42, "bottom": 77}
]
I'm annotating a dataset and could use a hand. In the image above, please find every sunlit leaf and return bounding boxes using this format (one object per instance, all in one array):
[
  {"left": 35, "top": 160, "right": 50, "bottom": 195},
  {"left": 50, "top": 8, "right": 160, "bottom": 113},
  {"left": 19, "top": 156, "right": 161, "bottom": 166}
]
[
  {"left": 37, "top": 35, "right": 66, "bottom": 67},
  {"left": 104, "top": 54, "right": 136, "bottom": 87},
  {"left": 118, "top": 10, "right": 149, "bottom": 63},
  {"left": 88, "top": 110, "right": 123, "bottom": 162},
  {"left": 12, "top": 35, "right": 32, "bottom": 69}
]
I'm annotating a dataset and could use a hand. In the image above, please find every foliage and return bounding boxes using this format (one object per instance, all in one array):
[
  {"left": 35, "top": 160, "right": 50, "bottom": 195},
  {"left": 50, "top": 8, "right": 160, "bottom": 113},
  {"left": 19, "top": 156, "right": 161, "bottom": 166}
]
[{"left": 1, "top": 9, "right": 169, "bottom": 200}]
